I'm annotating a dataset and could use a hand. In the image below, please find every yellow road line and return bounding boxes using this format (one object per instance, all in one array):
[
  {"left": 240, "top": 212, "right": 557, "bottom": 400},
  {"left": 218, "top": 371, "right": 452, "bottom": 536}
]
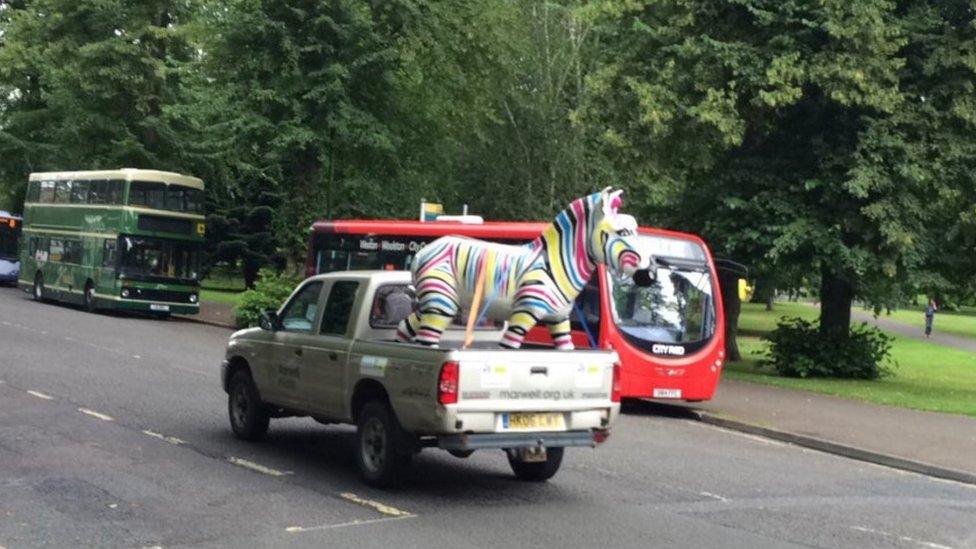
[
  {"left": 227, "top": 456, "right": 292, "bottom": 477},
  {"left": 26, "top": 390, "right": 54, "bottom": 400},
  {"left": 78, "top": 408, "right": 114, "bottom": 421},
  {"left": 339, "top": 492, "right": 413, "bottom": 517},
  {"left": 142, "top": 430, "right": 185, "bottom": 445}
]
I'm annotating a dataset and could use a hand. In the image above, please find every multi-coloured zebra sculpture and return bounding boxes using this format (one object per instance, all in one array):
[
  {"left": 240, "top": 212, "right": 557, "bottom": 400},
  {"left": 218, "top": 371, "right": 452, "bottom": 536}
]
[{"left": 396, "top": 187, "right": 651, "bottom": 350}]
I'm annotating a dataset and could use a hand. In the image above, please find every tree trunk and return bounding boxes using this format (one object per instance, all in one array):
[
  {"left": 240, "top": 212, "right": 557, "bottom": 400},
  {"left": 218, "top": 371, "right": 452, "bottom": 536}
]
[
  {"left": 718, "top": 269, "right": 742, "bottom": 362},
  {"left": 819, "top": 268, "right": 852, "bottom": 338}
]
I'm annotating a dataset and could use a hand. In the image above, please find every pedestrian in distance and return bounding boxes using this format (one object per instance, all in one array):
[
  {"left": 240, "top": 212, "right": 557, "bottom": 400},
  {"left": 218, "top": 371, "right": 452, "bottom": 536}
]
[{"left": 924, "top": 299, "right": 938, "bottom": 338}]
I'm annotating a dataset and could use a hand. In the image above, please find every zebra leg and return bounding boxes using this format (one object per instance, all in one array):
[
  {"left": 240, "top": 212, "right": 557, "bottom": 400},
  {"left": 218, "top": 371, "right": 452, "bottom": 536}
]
[
  {"left": 396, "top": 312, "right": 423, "bottom": 343},
  {"left": 413, "top": 310, "right": 455, "bottom": 346},
  {"left": 545, "top": 318, "right": 575, "bottom": 350},
  {"left": 500, "top": 308, "right": 542, "bottom": 349}
]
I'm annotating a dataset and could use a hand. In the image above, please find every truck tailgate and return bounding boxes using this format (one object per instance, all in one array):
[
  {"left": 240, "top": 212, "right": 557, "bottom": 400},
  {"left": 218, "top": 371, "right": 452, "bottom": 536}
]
[{"left": 454, "top": 349, "right": 616, "bottom": 412}]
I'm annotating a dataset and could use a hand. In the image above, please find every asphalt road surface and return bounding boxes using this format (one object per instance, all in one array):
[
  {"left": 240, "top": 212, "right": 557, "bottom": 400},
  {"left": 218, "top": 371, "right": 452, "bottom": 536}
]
[{"left": 1, "top": 286, "right": 975, "bottom": 549}]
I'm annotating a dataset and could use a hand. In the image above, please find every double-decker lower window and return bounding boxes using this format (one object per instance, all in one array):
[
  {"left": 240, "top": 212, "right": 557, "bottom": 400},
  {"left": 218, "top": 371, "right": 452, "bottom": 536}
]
[{"left": 119, "top": 236, "right": 200, "bottom": 281}]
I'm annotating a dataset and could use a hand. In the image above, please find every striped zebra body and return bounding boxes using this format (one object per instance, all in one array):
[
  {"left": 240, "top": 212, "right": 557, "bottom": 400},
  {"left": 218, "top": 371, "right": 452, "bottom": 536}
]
[{"left": 397, "top": 188, "right": 648, "bottom": 350}]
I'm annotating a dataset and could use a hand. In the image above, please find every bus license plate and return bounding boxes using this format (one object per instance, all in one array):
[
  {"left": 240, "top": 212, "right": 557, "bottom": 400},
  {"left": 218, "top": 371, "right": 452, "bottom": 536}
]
[
  {"left": 653, "top": 388, "right": 682, "bottom": 399},
  {"left": 502, "top": 413, "right": 565, "bottom": 431},
  {"left": 150, "top": 304, "right": 170, "bottom": 312}
]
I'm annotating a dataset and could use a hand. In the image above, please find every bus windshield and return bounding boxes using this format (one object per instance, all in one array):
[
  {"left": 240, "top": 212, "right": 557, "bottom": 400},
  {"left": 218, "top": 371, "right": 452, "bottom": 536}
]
[
  {"left": 610, "top": 262, "right": 716, "bottom": 350},
  {"left": 0, "top": 224, "right": 19, "bottom": 260},
  {"left": 119, "top": 236, "right": 201, "bottom": 282}
]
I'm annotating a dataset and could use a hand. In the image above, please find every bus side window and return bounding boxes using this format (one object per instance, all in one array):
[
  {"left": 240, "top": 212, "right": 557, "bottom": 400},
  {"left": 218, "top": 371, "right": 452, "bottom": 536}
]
[
  {"left": 39, "top": 181, "right": 55, "bottom": 203},
  {"left": 105, "top": 179, "right": 125, "bottom": 204},
  {"left": 89, "top": 181, "right": 102, "bottom": 204},
  {"left": 71, "top": 181, "right": 90, "bottom": 204},
  {"left": 103, "top": 240, "right": 117, "bottom": 268},
  {"left": 54, "top": 181, "right": 71, "bottom": 204},
  {"left": 63, "top": 240, "right": 82, "bottom": 264},
  {"left": 27, "top": 181, "right": 41, "bottom": 203}
]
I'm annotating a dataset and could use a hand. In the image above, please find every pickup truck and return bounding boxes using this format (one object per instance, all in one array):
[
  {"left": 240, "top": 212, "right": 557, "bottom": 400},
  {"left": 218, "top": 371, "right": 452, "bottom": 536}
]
[{"left": 221, "top": 271, "right": 620, "bottom": 486}]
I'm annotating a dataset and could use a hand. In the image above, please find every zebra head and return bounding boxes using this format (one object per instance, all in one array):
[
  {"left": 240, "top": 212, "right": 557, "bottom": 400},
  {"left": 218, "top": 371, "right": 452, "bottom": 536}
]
[{"left": 590, "top": 188, "right": 651, "bottom": 277}]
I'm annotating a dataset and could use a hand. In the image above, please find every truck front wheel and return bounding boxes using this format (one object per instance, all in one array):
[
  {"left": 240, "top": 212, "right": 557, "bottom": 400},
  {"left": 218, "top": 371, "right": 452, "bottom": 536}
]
[
  {"left": 228, "top": 370, "right": 270, "bottom": 441},
  {"left": 507, "top": 447, "right": 564, "bottom": 482},
  {"left": 355, "top": 401, "right": 410, "bottom": 487}
]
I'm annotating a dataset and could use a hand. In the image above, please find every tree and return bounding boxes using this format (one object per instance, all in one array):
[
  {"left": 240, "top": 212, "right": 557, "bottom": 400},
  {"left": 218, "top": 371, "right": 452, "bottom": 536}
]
[
  {"left": 580, "top": 0, "right": 974, "bottom": 340},
  {"left": 0, "top": 0, "right": 197, "bottom": 210}
]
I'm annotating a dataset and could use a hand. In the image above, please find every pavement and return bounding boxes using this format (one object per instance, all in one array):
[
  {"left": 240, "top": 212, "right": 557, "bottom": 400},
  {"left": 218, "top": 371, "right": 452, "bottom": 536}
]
[
  {"left": 3, "top": 287, "right": 976, "bottom": 548},
  {"left": 182, "top": 299, "right": 976, "bottom": 487}
]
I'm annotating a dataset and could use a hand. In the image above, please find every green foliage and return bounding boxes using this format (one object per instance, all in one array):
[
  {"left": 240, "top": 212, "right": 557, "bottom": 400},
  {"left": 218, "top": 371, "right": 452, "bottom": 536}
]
[
  {"left": 762, "top": 317, "right": 894, "bottom": 379},
  {"left": 233, "top": 268, "right": 300, "bottom": 328},
  {"left": 0, "top": 0, "right": 197, "bottom": 208}
]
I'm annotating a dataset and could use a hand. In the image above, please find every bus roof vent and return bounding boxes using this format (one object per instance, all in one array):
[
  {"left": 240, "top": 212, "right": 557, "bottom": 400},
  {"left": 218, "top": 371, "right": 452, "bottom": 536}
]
[{"left": 434, "top": 215, "right": 484, "bottom": 224}]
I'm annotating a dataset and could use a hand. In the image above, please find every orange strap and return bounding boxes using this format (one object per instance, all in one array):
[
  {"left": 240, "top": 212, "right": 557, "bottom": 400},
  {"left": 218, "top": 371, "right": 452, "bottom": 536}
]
[{"left": 463, "top": 259, "right": 488, "bottom": 349}]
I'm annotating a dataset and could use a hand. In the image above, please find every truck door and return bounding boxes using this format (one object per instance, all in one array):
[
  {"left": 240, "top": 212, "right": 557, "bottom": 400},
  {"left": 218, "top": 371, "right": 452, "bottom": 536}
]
[
  {"left": 264, "top": 280, "right": 324, "bottom": 409},
  {"left": 300, "top": 280, "right": 360, "bottom": 419}
]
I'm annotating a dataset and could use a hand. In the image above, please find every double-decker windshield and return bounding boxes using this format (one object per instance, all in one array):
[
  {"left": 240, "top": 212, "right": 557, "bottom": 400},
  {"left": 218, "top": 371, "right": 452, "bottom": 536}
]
[{"left": 119, "top": 236, "right": 201, "bottom": 282}]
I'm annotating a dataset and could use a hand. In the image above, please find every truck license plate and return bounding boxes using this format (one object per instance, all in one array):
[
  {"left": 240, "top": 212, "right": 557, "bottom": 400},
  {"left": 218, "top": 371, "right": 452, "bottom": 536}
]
[
  {"left": 653, "top": 388, "right": 682, "bottom": 399},
  {"left": 150, "top": 304, "right": 170, "bottom": 312},
  {"left": 502, "top": 413, "right": 565, "bottom": 431}
]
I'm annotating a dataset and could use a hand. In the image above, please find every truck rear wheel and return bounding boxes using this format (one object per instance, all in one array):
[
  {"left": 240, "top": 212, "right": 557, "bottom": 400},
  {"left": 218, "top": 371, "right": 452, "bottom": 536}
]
[
  {"left": 507, "top": 447, "right": 564, "bottom": 482},
  {"left": 228, "top": 370, "right": 270, "bottom": 441},
  {"left": 355, "top": 401, "right": 410, "bottom": 487}
]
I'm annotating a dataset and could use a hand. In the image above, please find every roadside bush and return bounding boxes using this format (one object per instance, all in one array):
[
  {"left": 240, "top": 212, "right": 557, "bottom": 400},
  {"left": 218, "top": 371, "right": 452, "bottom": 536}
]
[
  {"left": 762, "top": 317, "right": 894, "bottom": 379},
  {"left": 233, "top": 268, "right": 300, "bottom": 328}
]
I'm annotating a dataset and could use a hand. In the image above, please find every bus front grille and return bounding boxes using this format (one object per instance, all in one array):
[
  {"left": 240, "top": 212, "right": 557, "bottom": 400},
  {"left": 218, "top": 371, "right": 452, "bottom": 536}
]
[{"left": 124, "top": 287, "right": 195, "bottom": 303}]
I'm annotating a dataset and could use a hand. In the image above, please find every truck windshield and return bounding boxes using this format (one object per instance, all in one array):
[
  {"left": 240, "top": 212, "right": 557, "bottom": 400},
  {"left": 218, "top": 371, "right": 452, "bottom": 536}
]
[
  {"left": 119, "top": 235, "right": 201, "bottom": 282},
  {"left": 609, "top": 263, "right": 715, "bottom": 351}
]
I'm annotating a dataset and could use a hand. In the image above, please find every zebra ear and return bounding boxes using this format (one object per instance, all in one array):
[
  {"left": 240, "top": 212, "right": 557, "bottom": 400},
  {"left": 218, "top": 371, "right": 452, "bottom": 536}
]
[{"left": 603, "top": 189, "right": 624, "bottom": 216}]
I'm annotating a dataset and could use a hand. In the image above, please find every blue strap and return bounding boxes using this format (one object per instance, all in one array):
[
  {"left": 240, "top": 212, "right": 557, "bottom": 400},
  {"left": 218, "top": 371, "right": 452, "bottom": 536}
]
[{"left": 573, "top": 301, "right": 598, "bottom": 348}]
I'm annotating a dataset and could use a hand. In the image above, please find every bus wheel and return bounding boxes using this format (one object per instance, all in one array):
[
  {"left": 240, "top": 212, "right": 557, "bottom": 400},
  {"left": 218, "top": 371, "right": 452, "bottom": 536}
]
[
  {"left": 33, "top": 273, "right": 44, "bottom": 302},
  {"left": 84, "top": 282, "right": 96, "bottom": 312}
]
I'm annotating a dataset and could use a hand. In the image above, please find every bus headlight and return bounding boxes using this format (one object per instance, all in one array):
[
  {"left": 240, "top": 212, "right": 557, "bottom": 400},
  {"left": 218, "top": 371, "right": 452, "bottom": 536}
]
[
  {"left": 121, "top": 289, "right": 130, "bottom": 298},
  {"left": 189, "top": 293, "right": 198, "bottom": 303}
]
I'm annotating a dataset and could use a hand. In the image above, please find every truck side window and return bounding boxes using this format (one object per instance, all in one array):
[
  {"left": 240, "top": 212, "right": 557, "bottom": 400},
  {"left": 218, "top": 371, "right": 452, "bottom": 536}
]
[
  {"left": 369, "top": 284, "right": 414, "bottom": 328},
  {"left": 279, "top": 281, "right": 323, "bottom": 333},
  {"left": 320, "top": 281, "right": 359, "bottom": 336}
]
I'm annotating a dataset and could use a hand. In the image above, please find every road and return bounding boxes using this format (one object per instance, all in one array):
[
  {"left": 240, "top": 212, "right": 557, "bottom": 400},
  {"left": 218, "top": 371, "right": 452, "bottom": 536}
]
[{"left": 1, "top": 287, "right": 975, "bottom": 549}]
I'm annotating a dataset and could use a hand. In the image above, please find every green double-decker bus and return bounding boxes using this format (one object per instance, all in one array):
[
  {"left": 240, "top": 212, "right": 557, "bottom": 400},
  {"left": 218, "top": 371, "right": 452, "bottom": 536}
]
[{"left": 18, "top": 169, "right": 205, "bottom": 316}]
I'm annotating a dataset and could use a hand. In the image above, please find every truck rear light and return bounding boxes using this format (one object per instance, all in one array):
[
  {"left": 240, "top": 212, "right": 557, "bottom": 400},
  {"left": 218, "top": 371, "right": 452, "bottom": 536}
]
[
  {"left": 438, "top": 361, "right": 459, "bottom": 405},
  {"left": 611, "top": 363, "right": 621, "bottom": 403}
]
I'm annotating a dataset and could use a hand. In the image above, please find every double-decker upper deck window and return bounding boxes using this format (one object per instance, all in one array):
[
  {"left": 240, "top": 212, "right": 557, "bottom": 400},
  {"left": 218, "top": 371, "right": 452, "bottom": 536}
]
[
  {"left": 70, "top": 181, "right": 90, "bottom": 203},
  {"left": 129, "top": 181, "right": 202, "bottom": 214},
  {"left": 53, "top": 181, "right": 71, "bottom": 204},
  {"left": 38, "top": 181, "right": 55, "bottom": 203}
]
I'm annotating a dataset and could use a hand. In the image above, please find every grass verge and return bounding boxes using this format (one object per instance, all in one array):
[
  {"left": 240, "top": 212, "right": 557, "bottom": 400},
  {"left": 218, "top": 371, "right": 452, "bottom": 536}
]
[{"left": 728, "top": 303, "right": 976, "bottom": 417}]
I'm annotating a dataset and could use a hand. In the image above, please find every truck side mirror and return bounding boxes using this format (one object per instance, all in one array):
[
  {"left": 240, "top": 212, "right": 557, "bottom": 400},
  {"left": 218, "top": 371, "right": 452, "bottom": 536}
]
[{"left": 259, "top": 310, "right": 278, "bottom": 331}]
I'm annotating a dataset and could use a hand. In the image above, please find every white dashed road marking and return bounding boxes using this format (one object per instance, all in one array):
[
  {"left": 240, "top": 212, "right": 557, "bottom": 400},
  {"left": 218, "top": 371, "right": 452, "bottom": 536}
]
[
  {"left": 78, "top": 408, "right": 114, "bottom": 421},
  {"left": 700, "top": 491, "right": 730, "bottom": 503},
  {"left": 340, "top": 492, "right": 413, "bottom": 517},
  {"left": 26, "top": 390, "right": 53, "bottom": 400},
  {"left": 227, "top": 457, "right": 292, "bottom": 477},
  {"left": 286, "top": 515, "right": 414, "bottom": 533},
  {"left": 142, "top": 430, "right": 185, "bottom": 445},
  {"left": 850, "top": 526, "right": 954, "bottom": 549}
]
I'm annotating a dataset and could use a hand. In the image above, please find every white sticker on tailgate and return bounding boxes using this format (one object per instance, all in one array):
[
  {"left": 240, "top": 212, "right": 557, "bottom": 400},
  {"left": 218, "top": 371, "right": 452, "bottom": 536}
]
[
  {"left": 575, "top": 364, "right": 603, "bottom": 388},
  {"left": 480, "top": 363, "right": 511, "bottom": 389}
]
